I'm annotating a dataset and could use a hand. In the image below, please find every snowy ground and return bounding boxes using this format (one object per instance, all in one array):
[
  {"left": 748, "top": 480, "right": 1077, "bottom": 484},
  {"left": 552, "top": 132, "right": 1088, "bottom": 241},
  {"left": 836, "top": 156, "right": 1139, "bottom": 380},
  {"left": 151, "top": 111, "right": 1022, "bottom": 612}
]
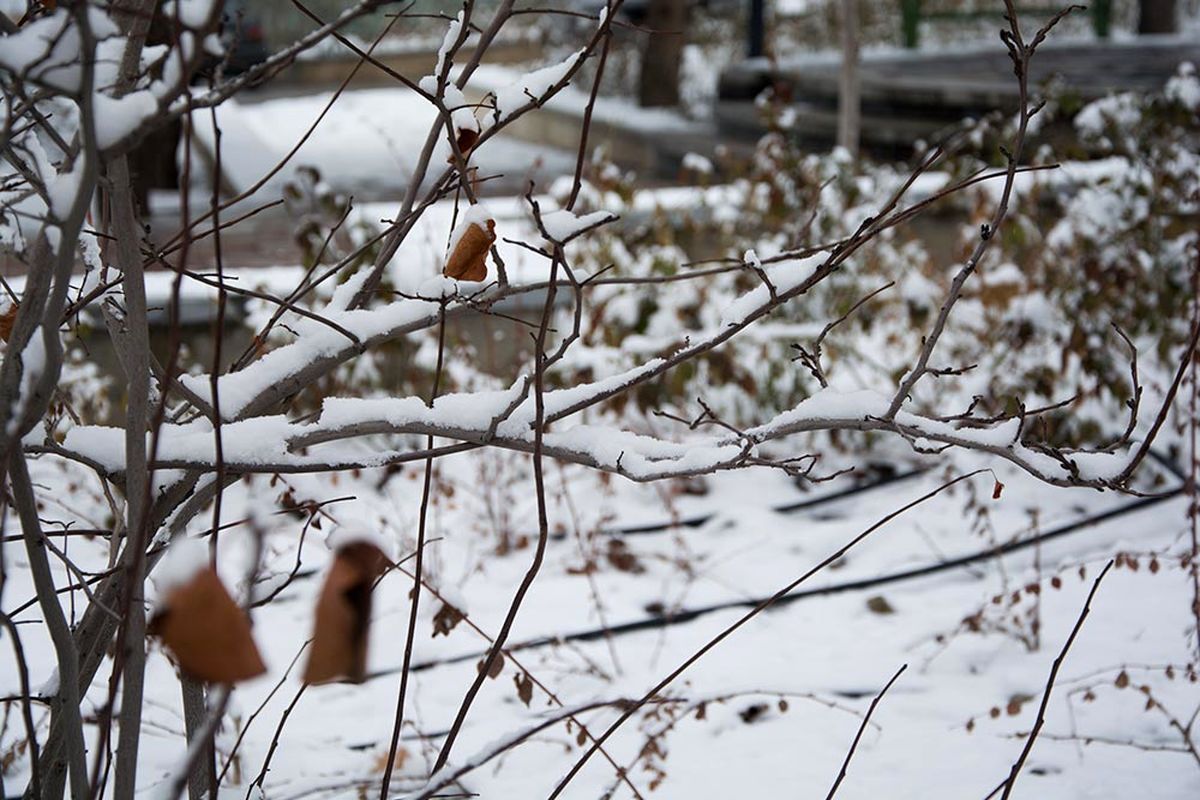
[
  {"left": 3, "top": 446, "right": 1197, "bottom": 798},
  {"left": 191, "top": 85, "right": 580, "bottom": 200},
  {"left": 3, "top": 5, "right": 1199, "bottom": 799}
]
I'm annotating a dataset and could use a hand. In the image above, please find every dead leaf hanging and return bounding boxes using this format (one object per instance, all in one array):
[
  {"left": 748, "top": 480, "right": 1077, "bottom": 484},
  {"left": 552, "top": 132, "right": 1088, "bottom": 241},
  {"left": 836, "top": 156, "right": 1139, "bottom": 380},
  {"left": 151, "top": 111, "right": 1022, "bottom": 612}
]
[
  {"left": 443, "top": 217, "right": 495, "bottom": 282},
  {"left": 303, "top": 541, "right": 390, "bottom": 685},
  {"left": 0, "top": 303, "right": 17, "bottom": 342},
  {"left": 431, "top": 600, "right": 465, "bottom": 637},
  {"left": 448, "top": 127, "right": 480, "bottom": 163},
  {"left": 514, "top": 671, "right": 533, "bottom": 707},
  {"left": 149, "top": 567, "right": 267, "bottom": 684}
]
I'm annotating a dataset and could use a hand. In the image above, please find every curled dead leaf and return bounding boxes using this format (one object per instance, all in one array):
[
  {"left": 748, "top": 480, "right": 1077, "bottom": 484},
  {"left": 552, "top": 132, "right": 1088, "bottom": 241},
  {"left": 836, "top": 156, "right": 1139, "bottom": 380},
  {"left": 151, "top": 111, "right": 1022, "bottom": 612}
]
[
  {"left": 605, "top": 539, "right": 644, "bottom": 574},
  {"left": 478, "top": 651, "right": 504, "bottom": 679},
  {"left": 514, "top": 671, "right": 533, "bottom": 707},
  {"left": 0, "top": 303, "right": 17, "bottom": 342},
  {"left": 443, "top": 218, "right": 495, "bottom": 282},
  {"left": 1005, "top": 693, "right": 1033, "bottom": 716},
  {"left": 149, "top": 567, "right": 266, "bottom": 684},
  {"left": 448, "top": 127, "right": 480, "bottom": 163},
  {"left": 372, "top": 746, "right": 408, "bottom": 774},
  {"left": 303, "top": 541, "right": 390, "bottom": 685},
  {"left": 432, "top": 601, "right": 465, "bottom": 638},
  {"left": 865, "top": 595, "right": 895, "bottom": 614}
]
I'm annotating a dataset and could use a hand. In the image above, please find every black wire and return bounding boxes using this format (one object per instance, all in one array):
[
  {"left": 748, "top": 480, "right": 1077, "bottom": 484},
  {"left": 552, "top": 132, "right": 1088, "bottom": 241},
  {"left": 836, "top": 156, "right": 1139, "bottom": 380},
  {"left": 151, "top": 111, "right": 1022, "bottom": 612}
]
[{"left": 376, "top": 454, "right": 1185, "bottom": 680}]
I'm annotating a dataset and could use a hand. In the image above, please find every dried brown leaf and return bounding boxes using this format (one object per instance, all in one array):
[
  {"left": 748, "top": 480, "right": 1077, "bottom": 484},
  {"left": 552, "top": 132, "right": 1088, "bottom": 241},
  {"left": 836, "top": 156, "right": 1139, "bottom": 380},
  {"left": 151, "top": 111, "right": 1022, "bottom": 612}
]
[
  {"left": 444, "top": 219, "right": 495, "bottom": 281},
  {"left": 478, "top": 651, "right": 504, "bottom": 679},
  {"left": 149, "top": 567, "right": 266, "bottom": 684},
  {"left": 866, "top": 595, "right": 895, "bottom": 614},
  {"left": 448, "top": 127, "right": 480, "bottom": 163},
  {"left": 0, "top": 303, "right": 17, "bottom": 342},
  {"left": 514, "top": 671, "right": 533, "bottom": 707},
  {"left": 303, "top": 542, "right": 389, "bottom": 685},
  {"left": 432, "top": 601, "right": 466, "bottom": 638}
]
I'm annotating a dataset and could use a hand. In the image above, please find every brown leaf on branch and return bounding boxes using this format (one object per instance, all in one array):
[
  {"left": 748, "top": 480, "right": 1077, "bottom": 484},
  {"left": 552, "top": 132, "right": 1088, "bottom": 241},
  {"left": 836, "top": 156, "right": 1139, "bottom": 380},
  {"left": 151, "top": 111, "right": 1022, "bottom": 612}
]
[
  {"left": 0, "top": 302, "right": 18, "bottom": 342},
  {"left": 448, "top": 127, "right": 480, "bottom": 163},
  {"left": 372, "top": 746, "right": 409, "bottom": 774},
  {"left": 514, "top": 671, "right": 533, "bottom": 707},
  {"left": 478, "top": 651, "right": 504, "bottom": 679},
  {"left": 149, "top": 567, "right": 266, "bottom": 684},
  {"left": 303, "top": 542, "right": 390, "bottom": 685},
  {"left": 443, "top": 218, "right": 495, "bottom": 282},
  {"left": 432, "top": 601, "right": 466, "bottom": 637}
]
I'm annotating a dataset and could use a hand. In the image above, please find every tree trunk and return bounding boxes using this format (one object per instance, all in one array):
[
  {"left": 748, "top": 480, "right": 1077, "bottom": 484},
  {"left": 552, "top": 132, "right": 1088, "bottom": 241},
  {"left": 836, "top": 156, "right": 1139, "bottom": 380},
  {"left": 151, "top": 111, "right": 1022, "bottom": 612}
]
[
  {"left": 837, "top": 0, "right": 861, "bottom": 160},
  {"left": 638, "top": 0, "right": 688, "bottom": 108},
  {"left": 1137, "top": 0, "right": 1177, "bottom": 33}
]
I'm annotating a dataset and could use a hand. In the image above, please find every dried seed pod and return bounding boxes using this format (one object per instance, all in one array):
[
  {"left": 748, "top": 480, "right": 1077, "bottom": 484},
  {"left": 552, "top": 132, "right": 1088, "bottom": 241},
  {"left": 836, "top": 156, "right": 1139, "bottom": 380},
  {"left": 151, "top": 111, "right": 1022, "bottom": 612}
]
[
  {"left": 149, "top": 567, "right": 267, "bottom": 684},
  {"left": 303, "top": 541, "right": 390, "bottom": 685},
  {"left": 443, "top": 217, "right": 495, "bottom": 282}
]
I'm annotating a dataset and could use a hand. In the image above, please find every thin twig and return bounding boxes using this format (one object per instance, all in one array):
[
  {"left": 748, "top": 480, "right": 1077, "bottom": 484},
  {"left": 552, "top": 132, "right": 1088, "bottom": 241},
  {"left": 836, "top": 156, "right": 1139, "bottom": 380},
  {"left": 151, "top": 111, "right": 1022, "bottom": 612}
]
[{"left": 998, "top": 560, "right": 1114, "bottom": 799}]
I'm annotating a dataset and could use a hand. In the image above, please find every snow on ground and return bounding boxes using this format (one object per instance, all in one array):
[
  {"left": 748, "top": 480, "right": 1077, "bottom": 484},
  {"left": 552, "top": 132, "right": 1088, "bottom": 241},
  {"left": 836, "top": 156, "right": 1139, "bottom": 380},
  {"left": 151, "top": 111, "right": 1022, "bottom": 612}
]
[
  {"left": 2, "top": 446, "right": 1197, "bottom": 798},
  {"left": 190, "top": 86, "right": 579, "bottom": 200},
  {"left": 467, "top": 62, "right": 703, "bottom": 134}
]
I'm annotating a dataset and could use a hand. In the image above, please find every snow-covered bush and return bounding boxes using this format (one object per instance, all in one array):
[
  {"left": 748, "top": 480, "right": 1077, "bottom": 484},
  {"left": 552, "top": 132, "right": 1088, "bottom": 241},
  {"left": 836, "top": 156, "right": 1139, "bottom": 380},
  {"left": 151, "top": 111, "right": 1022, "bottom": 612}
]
[
  {"left": 544, "top": 66, "right": 1199, "bottom": 459},
  {"left": 1, "top": 2, "right": 1196, "bottom": 799}
]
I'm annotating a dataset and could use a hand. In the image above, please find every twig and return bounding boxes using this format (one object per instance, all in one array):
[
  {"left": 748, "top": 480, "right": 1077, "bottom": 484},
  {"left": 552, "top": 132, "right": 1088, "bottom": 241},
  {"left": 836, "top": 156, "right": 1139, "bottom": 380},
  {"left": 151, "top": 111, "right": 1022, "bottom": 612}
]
[
  {"left": 825, "top": 664, "right": 907, "bottom": 799},
  {"left": 546, "top": 471, "right": 993, "bottom": 799},
  {"left": 997, "top": 559, "right": 1114, "bottom": 799}
]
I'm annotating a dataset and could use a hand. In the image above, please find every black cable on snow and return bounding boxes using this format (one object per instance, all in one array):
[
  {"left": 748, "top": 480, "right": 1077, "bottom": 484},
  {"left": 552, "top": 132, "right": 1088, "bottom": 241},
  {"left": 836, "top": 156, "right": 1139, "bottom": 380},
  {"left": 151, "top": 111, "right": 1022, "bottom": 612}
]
[
  {"left": 585, "top": 466, "right": 928, "bottom": 538},
  {"left": 385, "top": 455, "right": 1185, "bottom": 679}
]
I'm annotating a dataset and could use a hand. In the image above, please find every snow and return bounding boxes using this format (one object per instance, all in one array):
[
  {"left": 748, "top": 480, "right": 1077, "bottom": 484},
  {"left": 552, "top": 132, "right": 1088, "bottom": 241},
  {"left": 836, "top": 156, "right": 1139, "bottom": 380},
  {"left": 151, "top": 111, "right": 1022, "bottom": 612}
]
[
  {"left": 8, "top": 325, "right": 48, "bottom": 435},
  {"left": 189, "top": 86, "right": 577, "bottom": 199},
  {"left": 538, "top": 208, "right": 616, "bottom": 243},
  {"left": 981, "top": 262, "right": 1024, "bottom": 287},
  {"left": 0, "top": 3, "right": 217, "bottom": 150},
  {"left": 152, "top": 536, "right": 210, "bottom": 596},
  {"left": 433, "top": 10, "right": 465, "bottom": 78},
  {"left": 1165, "top": 62, "right": 1200, "bottom": 111},
  {"left": 1076, "top": 93, "right": 1142, "bottom": 137},
  {"left": 9, "top": 446, "right": 1193, "bottom": 797},
  {"left": 720, "top": 254, "right": 825, "bottom": 326},
  {"left": 682, "top": 152, "right": 715, "bottom": 174},
  {"left": 487, "top": 49, "right": 585, "bottom": 124},
  {"left": 320, "top": 378, "right": 527, "bottom": 435},
  {"left": 6, "top": 375, "right": 1198, "bottom": 799},
  {"left": 59, "top": 425, "right": 125, "bottom": 471},
  {"left": 446, "top": 203, "right": 495, "bottom": 257},
  {"left": 0, "top": 8, "right": 119, "bottom": 92},
  {"left": 92, "top": 89, "right": 161, "bottom": 149},
  {"left": 46, "top": 156, "right": 87, "bottom": 218},
  {"left": 3, "top": 19, "right": 1199, "bottom": 798},
  {"left": 35, "top": 668, "right": 59, "bottom": 698},
  {"left": 163, "top": 0, "right": 216, "bottom": 29},
  {"left": 470, "top": 61, "right": 699, "bottom": 135},
  {"left": 178, "top": 297, "right": 443, "bottom": 419},
  {"left": 326, "top": 521, "right": 394, "bottom": 560}
]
